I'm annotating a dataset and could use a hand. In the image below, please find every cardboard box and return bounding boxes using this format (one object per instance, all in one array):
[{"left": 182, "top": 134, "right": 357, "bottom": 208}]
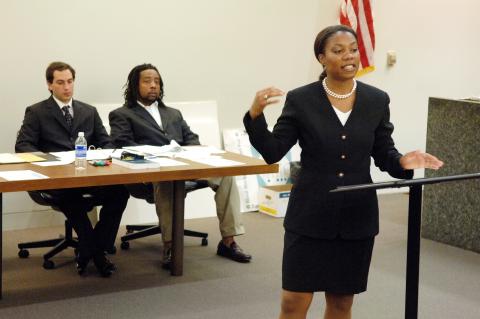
[
  {"left": 258, "top": 184, "right": 292, "bottom": 218},
  {"left": 223, "top": 129, "right": 300, "bottom": 213}
]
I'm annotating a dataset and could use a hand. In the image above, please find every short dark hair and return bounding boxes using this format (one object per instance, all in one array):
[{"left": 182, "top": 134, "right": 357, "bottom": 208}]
[
  {"left": 123, "top": 63, "right": 164, "bottom": 108},
  {"left": 45, "top": 61, "right": 76, "bottom": 83},
  {"left": 313, "top": 25, "right": 357, "bottom": 80}
]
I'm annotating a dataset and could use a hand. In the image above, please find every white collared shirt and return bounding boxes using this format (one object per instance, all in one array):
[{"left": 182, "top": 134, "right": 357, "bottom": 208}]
[
  {"left": 52, "top": 95, "right": 74, "bottom": 117},
  {"left": 137, "top": 100, "right": 163, "bottom": 129}
]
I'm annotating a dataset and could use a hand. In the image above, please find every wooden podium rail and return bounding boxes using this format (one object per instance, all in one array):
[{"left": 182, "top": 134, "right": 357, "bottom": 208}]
[{"left": 331, "top": 172, "right": 480, "bottom": 319}]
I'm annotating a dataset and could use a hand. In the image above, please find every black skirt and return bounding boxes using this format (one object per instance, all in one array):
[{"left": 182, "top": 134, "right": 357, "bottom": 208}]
[{"left": 282, "top": 231, "right": 374, "bottom": 294}]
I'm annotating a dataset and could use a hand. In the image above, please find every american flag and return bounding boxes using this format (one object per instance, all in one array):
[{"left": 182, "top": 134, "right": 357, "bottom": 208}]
[{"left": 340, "top": 0, "right": 375, "bottom": 76}]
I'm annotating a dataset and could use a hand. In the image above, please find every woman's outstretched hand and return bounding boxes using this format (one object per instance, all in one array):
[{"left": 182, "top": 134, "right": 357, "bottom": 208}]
[
  {"left": 399, "top": 150, "right": 444, "bottom": 170},
  {"left": 249, "top": 87, "right": 285, "bottom": 119}
]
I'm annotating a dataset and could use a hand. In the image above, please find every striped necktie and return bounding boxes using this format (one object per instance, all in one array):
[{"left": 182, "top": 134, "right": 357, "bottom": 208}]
[{"left": 62, "top": 105, "right": 73, "bottom": 128}]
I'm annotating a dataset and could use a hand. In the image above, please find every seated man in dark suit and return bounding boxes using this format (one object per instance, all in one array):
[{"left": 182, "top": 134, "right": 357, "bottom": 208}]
[
  {"left": 109, "top": 63, "right": 251, "bottom": 269},
  {"left": 15, "top": 61, "right": 129, "bottom": 277}
]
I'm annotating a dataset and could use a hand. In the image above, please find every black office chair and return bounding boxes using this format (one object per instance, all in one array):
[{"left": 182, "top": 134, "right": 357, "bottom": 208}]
[
  {"left": 120, "top": 180, "right": 209, "bottom": 250},
  {"left": 289, "top": 161, "right": 301, "bottom": 184},
  {"left": 17, "top": 191, "right": 106, "bottom": 270}
]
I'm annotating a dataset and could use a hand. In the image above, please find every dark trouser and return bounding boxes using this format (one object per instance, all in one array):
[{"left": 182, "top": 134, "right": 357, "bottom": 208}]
[{"left": 44, "top": 185, "right": 129, "bottom": 258}]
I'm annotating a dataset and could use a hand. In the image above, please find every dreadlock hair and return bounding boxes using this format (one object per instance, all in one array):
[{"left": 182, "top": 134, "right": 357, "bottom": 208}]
[
  {"left": 313, "top": 25, "right": 357, "bottom": 80},
  {"left": 123, "top": 63, "right": 164, "bottom": 108}
]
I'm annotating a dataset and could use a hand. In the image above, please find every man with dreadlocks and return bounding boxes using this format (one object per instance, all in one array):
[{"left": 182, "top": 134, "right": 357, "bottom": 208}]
[{"left": 109, "top": 63, "right": 252, "bottom": 269}]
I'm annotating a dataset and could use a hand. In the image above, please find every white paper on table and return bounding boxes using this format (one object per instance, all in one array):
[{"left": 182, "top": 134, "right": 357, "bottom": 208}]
[
  {"left": 182, "top": 145, "right": 225, "bottom": 154},
  {"left": 0, "top": 170, "right": 49, "bottom": 181},
  {"left": 87, "top": 149, "right": 116, "bottom": 160},
  {"left": 0, "top": 153, "right": 26, "bottom": 164},
  {"left": 49, "top": 151, "right": 75, "bottom": 162},
  {"left": 176, "top": 147, "right": 226, "bottom": 161},
  {"left": 110, "top": 149, "right": 125, "bottom": 159},
  {"left": 32, "top": 160, "right": 73, "bottom": 166},
  {"left": 148, "top": 157, "right": 189, "bottom": 166},
  {"left": 50, "top": 149, "right": 116, "bottom": 162},
  {"left": 123, "top": 141, "right": 183, "bottom": 156},
  {"left": 463, "top": 96, "right": 480, "bottom": 101},
  {"left": 188, "top": 156, "right": 245, "bottom": 167},
  {"left": 122, "top": 143, "right": 225, "bottom": 159}
]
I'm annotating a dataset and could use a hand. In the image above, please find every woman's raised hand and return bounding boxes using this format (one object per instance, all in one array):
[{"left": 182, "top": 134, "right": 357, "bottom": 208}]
[{"left": 249, "top": 87, "right": 285, "bottom": 119}]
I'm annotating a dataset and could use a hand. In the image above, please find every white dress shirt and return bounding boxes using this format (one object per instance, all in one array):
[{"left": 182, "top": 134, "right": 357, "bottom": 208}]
[
  {"left": 138, "top": 100, "right": 163, "bottom": 130},
  {"left": 53, "top": 95, "right": 74, "bottom": 117}
]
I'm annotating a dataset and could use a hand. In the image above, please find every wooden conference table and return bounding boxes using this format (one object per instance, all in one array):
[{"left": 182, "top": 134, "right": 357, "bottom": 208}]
[{"left": 0, "top": 151, "right": 278, "bottom": 298}]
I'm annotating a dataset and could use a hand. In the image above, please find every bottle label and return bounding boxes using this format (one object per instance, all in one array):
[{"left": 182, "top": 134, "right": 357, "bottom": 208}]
[{"left": 75, "top": 145, "right": 87, "bottom": 158}]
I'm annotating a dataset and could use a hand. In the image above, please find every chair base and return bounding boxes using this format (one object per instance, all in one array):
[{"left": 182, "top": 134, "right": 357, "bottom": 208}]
[
  {"left": 120, "top": 224, "right": 208, "bottom": 250},
  {"left": 18, "top": 220, "right": 79, "bottom": 269}
]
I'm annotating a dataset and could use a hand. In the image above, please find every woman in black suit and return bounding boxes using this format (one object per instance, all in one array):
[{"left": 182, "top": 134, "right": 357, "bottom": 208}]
[{"left": 243, "top": 25, "right": 443, "bottom": 319}]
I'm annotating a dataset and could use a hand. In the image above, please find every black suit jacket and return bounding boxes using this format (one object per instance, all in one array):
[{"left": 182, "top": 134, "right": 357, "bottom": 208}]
[
  {"left": 244, "top": 81, "right": 413, "bottom": 239},
  {"left": 108, "top": 101, "right": 200, "bottom": 147},
  {"left": 15, "top": 96, "right": 112, "bottom": 152}
]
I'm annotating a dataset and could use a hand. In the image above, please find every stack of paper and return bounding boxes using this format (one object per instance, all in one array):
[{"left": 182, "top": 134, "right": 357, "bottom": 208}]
[
  {"left": 122, "top": 140, "right": 183, "bottom": 157},
  {"left": 0, "top": 153, "right": 48, "bottom": 164}
]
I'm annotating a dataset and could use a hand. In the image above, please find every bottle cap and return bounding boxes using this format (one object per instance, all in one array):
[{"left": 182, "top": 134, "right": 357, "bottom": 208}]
[{"left": 78, "top": 132, "right": 84, "bottom": 137}]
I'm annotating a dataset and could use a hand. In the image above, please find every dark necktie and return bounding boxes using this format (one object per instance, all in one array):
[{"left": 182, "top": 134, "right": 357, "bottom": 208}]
[{"left": 62, "top": 105, "right": 73, "bottom": 128}]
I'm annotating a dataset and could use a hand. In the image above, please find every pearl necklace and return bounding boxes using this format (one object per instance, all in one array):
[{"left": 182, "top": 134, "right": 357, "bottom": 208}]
[{"left": 322, "top": 77, "right": 357, "bottom": 99}]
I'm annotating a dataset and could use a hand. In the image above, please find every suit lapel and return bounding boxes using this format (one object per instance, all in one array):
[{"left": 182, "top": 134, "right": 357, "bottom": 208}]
[
  {"left": 157, "top": 102, "right": 170, "bottom": 133},
  {"left": 343, "top": 81, "right": 365, "bottom": 129},
  {"left": 71, "top": 100, "right": 87, "bottom": 133},
  {"left": 46, "top": 96, "right": 71, "bottom": 133},
  {"left": 317, "top": 81, "right": 345, "bottom": 128},
  {"left": 132, "top": 103, "right": 164, "bottom": 132}
]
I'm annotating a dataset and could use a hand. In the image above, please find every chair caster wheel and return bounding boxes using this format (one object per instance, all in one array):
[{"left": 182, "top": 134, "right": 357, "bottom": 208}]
[
  {"left": 106, "top": 246, "right": 117, "bottom": 255},
  {"left": 18, "top": 249, "right": 30, "bottom": 258},
  {"left": 120, "top": 241, "right": 130, "bottom": 250},
  {"left": 43, "top": 260, "right": 55, "bottom": 269},
  {"left": 201, "top": 238, "right": 208, "bottom": 246}
]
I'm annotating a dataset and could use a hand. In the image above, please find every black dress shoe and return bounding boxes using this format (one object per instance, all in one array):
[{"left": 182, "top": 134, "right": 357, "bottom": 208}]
[
  {"left": 93, "top": 253, "right": 116, "bottom": 277},
  {"left": 217, "top": 241, "right": 252, "bottom": 263},
  {"left": 161, "top": 247, "right": 172, "bottom": 270},
  {"left": 105, "top": 245, "right": 117, "bottom": 255},
  {"left": 76, "top": 255, "right": 91, "bottom": 276}
]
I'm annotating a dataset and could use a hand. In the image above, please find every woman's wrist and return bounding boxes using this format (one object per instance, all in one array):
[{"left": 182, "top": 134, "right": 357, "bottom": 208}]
[{"left": 249, "top": 108, "right": 262, "bottom": 119}]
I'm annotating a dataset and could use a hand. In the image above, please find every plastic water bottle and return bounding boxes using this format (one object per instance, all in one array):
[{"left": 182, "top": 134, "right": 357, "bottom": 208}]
[{"left": 75, "top": 132, "right": 88, "bottom": 169}]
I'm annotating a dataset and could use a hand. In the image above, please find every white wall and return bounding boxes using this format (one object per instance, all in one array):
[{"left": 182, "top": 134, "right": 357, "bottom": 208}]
[
  {"left": 365, "top": 0, "right": 480, "bottom": 182},
  {"left": 1, "top": 0, "right": 480, "bottom": 228}
]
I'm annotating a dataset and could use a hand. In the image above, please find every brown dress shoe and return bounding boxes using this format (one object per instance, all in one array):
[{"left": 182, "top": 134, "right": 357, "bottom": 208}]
[{"left": 217, "top": 241, "right": 252, "bottom": 263}]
